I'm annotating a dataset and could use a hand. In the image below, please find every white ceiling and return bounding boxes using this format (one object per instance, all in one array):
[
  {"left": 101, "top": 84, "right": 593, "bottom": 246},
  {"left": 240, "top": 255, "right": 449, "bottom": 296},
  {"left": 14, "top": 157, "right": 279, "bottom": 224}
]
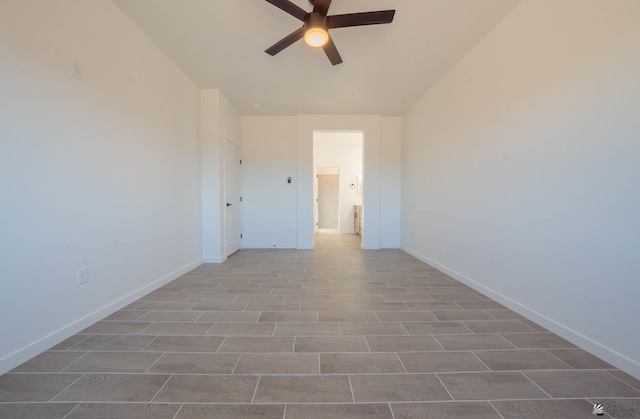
[{"left": 112, "top": 0, "right": 521, "bottom": 116}]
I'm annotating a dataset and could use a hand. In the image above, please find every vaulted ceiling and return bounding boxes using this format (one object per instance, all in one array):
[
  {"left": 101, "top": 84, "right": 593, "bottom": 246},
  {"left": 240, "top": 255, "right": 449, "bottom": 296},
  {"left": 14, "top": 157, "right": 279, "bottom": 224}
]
[{"left": 113, "top": 0, "right": 521, "bottom": 115}]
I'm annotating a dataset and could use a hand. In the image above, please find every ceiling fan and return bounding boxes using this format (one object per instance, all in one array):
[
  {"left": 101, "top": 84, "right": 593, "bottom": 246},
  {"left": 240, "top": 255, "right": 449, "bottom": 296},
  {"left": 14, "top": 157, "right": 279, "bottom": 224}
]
[{"left": 264, "top": 0, "right": 396, "bottom": 65}]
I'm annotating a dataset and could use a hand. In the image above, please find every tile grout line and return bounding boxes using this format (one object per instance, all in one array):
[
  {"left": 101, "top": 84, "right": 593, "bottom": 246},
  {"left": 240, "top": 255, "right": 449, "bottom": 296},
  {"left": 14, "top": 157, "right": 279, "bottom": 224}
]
[
  {"left": 59, "top": 352, "right": 90, "bottom": 373},
  {"left": 172, "top": 403, "right": 184, "bottom": 419},
  {"left": 149, "top": 374, "right": 173, "bottom": 403},
  {"left": 542, "top": 349, "right": 576, "bottom": 369},
  {"left": 434, "top": 373, "right": 456, "bottom": 402},
  {"left": 48, "top": 374, "right": 86, "bottom": 402},
  {"left": 487, "top": 401, "right": 507, "bottom": 419},
  {"left": 347, "top": 374, "right": 355, "bottom": 403},
  {"left": 519, "top": 371, "right": 554, "bottom": 399},
  {"left": 61, "top": 403, "right": 81, "bottom": 419},
  {"left": 250, "top": 375, "right": 261, "bottom": 404},
  {"left": 388, "top": 402, "right": 397, "bottom": 419},
  {"left": 469, "top": 351, "right": 493, "bottom": 372},
  {"left": 604, "top": 370, "right": 640, "bottom": 392},
  {"left": 143, "top": 352, "right": 165, "bottom": 374},
  {"left": 231, "top": 353, "right": 242, "bottom": 374},
  {"left": 395, "top": 352, "right": 408, "bottom": 374}
]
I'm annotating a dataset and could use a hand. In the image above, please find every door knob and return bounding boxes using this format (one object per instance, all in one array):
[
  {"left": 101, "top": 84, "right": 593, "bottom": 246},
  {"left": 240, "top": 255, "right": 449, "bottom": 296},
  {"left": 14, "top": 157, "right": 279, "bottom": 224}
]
[{"left": 226, "top": 203, "right": 232, "bottom": 207}]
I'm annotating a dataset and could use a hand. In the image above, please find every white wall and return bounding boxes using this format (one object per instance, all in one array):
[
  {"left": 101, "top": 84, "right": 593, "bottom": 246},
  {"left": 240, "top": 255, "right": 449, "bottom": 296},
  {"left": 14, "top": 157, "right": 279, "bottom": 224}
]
[
  {"left": 241, "top": 115, "right": 401, "bottom": 250},
  {"left": 314, "top": 132, "right": 363, "bottom": 234},
  {"left": 241, "top": 116, "right": 298, "bottom": 248},
  {"left": 401, "top": 0, "right": 640, "bottom": 378},
  {"left": 0, "top": 0, "right": 201, "bottom": 374},
  {"left": 298, "top": 116, "right": 382, "bottom": 249},
  {"left": 201, "top": 90, "right": 241, "bottom": 261},
  {"left": 380, "top": 117, "right": 402, "bottom": 248}
]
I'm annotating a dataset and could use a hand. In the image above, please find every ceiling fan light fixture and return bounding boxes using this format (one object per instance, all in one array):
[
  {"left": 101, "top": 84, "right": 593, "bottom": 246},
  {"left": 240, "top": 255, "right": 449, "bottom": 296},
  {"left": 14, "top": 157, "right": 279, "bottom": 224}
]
[{"left": 304, "top": 27, "right": 329, "bottom": 47}]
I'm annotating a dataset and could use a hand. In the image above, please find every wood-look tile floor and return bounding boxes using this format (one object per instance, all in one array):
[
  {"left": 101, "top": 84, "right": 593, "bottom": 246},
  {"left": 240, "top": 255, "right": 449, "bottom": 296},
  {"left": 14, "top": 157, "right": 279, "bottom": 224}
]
[{"left": 2, "top": 234, "right": 639, "bottom": 418}]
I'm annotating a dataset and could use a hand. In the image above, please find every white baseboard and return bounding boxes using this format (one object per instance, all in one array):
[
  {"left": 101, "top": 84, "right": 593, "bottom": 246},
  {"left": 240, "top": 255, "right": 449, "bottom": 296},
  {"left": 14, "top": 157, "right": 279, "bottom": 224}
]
[
  {"left": 0, "top": 259, "right": 202, "bottom": 375},
  {"left": 242, "top": 243, "right": 297, "bottom": 249},
  {"left": 361, "top": 244, "right": 381, "bottom": 250},
  {"left": 400, "top": 245, "right": 640, "bottom": 380},
  {"left": 203, "top": 256, "right": 227, "bottom": 263},
  {"left": 380, "top": 243, "right": 400, "bottom": 249}
]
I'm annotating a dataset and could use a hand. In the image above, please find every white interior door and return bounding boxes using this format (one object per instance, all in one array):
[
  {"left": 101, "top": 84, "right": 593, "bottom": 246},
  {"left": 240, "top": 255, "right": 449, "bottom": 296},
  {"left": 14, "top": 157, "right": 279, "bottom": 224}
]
[
  {"left": 317, "top": 173, "right": 340, "bottom": 230},
  {"left": 225, "top": 139, "right": 242, "bottom": 255}
]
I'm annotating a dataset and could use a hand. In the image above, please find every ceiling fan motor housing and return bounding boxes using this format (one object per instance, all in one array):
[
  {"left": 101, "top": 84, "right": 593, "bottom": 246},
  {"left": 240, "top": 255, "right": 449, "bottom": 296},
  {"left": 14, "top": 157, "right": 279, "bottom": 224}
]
[{"left": 305, "top": 12, "right": 327, "bottom": 29}]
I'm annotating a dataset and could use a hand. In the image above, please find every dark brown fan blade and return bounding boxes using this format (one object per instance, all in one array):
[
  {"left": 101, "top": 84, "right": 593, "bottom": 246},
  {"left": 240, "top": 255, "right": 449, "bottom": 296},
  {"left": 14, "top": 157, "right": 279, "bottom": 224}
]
[
  {"left": 265, "top": 27, "right": 306, "bottom": 55},
  {"left": 265, "top": 0, "right": 307, "bottom": 21},
  {"left": 327, "top": 10, "right": 395, "bottom": 29},
  {"left": 313, "top": 0, "right": 332, "bottom": 16},
  {"left": 323, "top": 35, "right": 343, "bottom": 65}
]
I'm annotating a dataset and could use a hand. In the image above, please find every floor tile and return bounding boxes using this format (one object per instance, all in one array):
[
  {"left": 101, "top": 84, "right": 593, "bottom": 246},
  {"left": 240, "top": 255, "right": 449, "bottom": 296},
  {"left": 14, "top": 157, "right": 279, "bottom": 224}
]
[
  {"left": 154, "top": 375, "right": 258, "bottom": 403},
  {"left": 295, "top": 336, "right": 369, "bottom": 353},
  {"left": 491, "top": 399, "right": 594, "bottom": 418},
  {"left": 49, "top": 335, "right": 87, "bottom": 350},
  {"left": 524, "top": 370, "right": 640, "bottom": 398},
  {"left": 285, "top": 403, "right": 393, "bottom": 419},
  {"left": 234, "top": 353, "right": 319, "bottom": 374},
  {"left": 438, "top": 372, "right": 549, "bottom": 400},
  {"left": 391, "top": 402, "right": 501, "bottom": 419},
  {"left": 4, "top": 234, "right": 636, "bottom": 412},
  {"left": 176, "top": 404, "right": 285, "bottom": 419},
  {"left": 405, "top": 302, "right": 462, "bottom": 310},
  {"left": 66, "top": 403, "right": 180, "bottom": 419},
  {"left": 62, "top": 352, "right": 161, "bottom": 373},
  {"left": 320, "top": 353, "right": 405, "bottom": 373},
  {"left": 0, "top": 403, "right": 77, "bottom": 419},
  {"left": 499, "top": 332, "right": 576, "bottom": 349},
  {"left": 147, "top": 352, "right": 239, "bottom": 374},
  {"left": 254, "top": 375, "right": 352, "bottom": 403},
  {"left": 104, "top": 310, "right": 147, "bottom": 321},
  {"left": 319, "top": 311, "right": 378, "bottom": 322},
  {"left": 258, "top": 312, "right": 317, "bottom": 322},
  {"left": 403, "top": 321, "right": 472, "bottom": 335},
  {"left": 54, "top": 374, "right": 169, "bottom": 402},
  {"left": 0, "top": 373, "right": 81, "bottom": 402},
  {"left": 199, "top": 311, "right": 261, "bottom": 322},
  {"left": 137, "top": 310, "right": 202, "bottom": 321},
  {"left": 588, "top": 399, "right": 640, "bottom": 419},
  {"left": 68, "top": 335, "right": 156, "bottom": 351},
  {"left": 431, "top": 310, "right": 494, "bottom": 321},
  {"left": 351, "top": 373, "right": 451, "bottom": 402},
  {"left": 79, "top": 321, "right": 150, "bottom": 335},
  {"left": 547, "top": 348, "right": 614, "bottom": 369},
  {"left": 139, "top": 322, "right": 213, "bottom": 335},
  {"left": 399, "top": 351, "right": 489, "bottom": 372},
  {"left": 340, "top": 322, "right": 408, "bottom": 336},
  {"left": 608, "top": 370, "right": 640, "bottom": 390},
  {"left": 462, "top": 320, "right": 538, "bottom": 333},
  {"left": 11, "top": 351, "right": 85, "bottom": 372},
  {"left": 365, "top": 336, "right": 442, "bottom": 352},
  {"left": 473, "top": 349, "right": 571, "bottom": 371},
  {"left": 191, "top": 302, "right": 248, "bottom": 311},
  {"left": 275, "top": 322, "right": 340, "bottom": 336},
  {"left": 135, "top": 301, "right": 196, "bottom": 311},
  {"left": 142, "top": 336, "right": 223, "bottom": 352},
  {"left": 208, "top": 322, "right": 276, "bottom": 336},
  {"left": 375, "top": 311, "right": 438, "bottom": 321},
  {"left": 435, "top": 334, "right": 515, "bottom": 350},
  {"left": 218, "top": 336, "right": 294, "bottom": 353}
]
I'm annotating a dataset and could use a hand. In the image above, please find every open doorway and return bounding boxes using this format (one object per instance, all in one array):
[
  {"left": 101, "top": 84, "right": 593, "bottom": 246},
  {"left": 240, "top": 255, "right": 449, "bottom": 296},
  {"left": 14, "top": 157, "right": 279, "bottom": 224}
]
[{"left": 313, "top": 132, "right": 363, "bottom": 239}]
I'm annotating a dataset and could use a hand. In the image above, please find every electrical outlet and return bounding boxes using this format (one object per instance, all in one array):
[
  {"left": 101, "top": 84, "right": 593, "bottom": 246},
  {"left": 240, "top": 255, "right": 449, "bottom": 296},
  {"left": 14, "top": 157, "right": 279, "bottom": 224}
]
[
  {"left": 72, "top": 60, "right": 83, "bottom": 80},
  {"left": 77, "top": 266, "right": 89, "bottom": 285}
]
